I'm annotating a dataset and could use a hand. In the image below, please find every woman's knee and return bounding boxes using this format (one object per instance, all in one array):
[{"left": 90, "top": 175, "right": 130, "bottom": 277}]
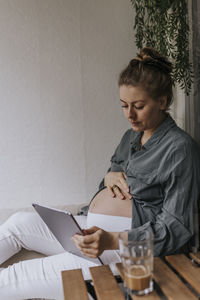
[{"left": 4, "top": 212, "right": 38, "bottom": 230}]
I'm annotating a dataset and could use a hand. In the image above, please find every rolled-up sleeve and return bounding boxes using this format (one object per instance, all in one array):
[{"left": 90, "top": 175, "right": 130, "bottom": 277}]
[
  {"left": 128, "top": 142, "right": 200, "bottom": 256},
  {"left": 98, "top": 129, "right": 133, "bottom": 190}
]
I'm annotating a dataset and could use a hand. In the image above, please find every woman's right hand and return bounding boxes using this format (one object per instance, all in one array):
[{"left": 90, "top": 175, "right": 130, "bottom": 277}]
[{"left": 104, "top": 171, "right": 132, "bottom": 200}]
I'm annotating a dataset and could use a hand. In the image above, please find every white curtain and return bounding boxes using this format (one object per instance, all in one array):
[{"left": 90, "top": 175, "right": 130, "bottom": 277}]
[{"left": 185, "top": 0, "right": 200, "bottom": 145}]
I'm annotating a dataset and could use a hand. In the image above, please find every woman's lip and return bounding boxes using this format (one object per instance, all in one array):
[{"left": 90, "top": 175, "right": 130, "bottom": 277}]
[{"left": 131, "top": 121, "right": 139, "bottom": 125}]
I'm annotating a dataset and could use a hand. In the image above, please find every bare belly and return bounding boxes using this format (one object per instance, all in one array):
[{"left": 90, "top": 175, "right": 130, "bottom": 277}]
[{"left": 89, "top": 188, "right": 132, "bottom": 218}]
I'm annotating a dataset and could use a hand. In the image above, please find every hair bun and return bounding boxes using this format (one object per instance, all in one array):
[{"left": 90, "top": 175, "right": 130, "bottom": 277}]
[{"left": 137, "top": 47, "right": 173, "bottom": 74}]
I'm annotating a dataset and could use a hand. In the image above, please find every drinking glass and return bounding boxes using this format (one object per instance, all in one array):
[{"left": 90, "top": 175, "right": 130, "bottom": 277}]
[{"left": 118, "top": 230, "right": 154, "bottom": 296}]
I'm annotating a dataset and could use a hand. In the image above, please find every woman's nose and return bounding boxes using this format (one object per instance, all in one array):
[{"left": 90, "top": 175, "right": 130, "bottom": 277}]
[{"left": 128, "top": 107, "right": 136, "bottom": 119}]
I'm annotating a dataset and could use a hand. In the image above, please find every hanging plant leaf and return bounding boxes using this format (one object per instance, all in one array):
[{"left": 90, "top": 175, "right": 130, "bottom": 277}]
[{"left": 130, "top": 0, "right": 193, "bottom": 95}]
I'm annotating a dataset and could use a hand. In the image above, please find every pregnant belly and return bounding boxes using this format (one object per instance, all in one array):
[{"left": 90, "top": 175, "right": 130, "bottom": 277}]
[{"left": 89, "top": 188, "right": 132, "bottom": 218}]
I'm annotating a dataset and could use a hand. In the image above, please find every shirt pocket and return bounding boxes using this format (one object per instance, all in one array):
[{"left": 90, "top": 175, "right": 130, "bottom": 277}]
[{"left": 126, "top": 168, "right": 157, "bottom": 185}]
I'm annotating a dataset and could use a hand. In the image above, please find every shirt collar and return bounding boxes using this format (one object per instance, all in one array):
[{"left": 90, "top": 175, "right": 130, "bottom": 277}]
[{"left": 142, "top": 114, "right": 176, "bottom": 150}]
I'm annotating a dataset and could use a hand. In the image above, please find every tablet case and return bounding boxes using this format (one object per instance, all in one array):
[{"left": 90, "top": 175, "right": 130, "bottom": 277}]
[{"left": 32, "top": 203, "right": 103, "bottom": 265}]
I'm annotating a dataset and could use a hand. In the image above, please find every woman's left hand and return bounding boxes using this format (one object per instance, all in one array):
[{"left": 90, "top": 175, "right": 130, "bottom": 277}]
[{"left": 72, "top": 226, "right": 119, "bottom": 258}]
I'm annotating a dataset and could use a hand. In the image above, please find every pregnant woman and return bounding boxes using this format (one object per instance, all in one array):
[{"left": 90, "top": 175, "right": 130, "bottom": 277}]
[{"left": 0, "top": 47, "right": 200, "bottom": 299}]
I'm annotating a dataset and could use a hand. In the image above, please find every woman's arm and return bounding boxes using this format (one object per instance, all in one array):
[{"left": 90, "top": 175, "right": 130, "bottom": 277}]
[{"left": 72, "top": 227, "right": 128, "bottom": 258}]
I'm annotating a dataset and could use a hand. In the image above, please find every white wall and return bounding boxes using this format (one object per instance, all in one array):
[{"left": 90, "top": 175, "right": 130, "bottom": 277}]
[{"left": 0, "top": 0, "right": 135, "bottom": 209}]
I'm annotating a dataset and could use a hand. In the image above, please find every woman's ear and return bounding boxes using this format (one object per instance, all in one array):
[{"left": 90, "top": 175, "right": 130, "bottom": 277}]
[{"left": 159, "top": 96, "right": 167, "bottom": 110}]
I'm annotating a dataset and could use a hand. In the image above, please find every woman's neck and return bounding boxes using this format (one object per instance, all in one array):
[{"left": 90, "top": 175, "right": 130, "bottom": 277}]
[{"left": 141, "top": 113, "right": 167, "bottom": 146}]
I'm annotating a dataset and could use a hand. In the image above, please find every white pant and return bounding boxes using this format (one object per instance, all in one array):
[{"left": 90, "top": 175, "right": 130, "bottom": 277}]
[{"left": 0, "top": 212, "right": 131, "bottom": 299}]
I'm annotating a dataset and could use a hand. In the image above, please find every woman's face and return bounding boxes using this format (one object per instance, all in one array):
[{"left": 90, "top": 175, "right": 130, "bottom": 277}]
[{"left": 119, "top": 85, "right": 166, "bottom": 134}]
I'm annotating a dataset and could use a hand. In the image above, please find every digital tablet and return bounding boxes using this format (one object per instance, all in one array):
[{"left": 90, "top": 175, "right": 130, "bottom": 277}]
[{"left": 32, "top": 203, "right": 103, "bottom": 265}]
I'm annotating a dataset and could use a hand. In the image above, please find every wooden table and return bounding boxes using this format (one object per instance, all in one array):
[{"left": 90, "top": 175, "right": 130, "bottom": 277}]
[{"left": 62, "top": 252, "right": 200, "bottom": 300}]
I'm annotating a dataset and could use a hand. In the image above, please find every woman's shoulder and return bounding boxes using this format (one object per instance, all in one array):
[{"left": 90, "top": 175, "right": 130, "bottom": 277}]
[{"left": 166, "top": 123, "right": 200, "bottom": 158}]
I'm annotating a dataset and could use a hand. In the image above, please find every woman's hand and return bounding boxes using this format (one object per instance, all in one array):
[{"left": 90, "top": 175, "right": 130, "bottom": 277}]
[
  {"left": 104, "top": 171, "right": 132, "bottom": 200},
  {"left": 72, "top": 226, "right": 119, "bottom": 258}
]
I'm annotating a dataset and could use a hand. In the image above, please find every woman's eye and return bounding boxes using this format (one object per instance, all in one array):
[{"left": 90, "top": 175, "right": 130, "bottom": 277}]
[
  {"left": 121, "top": 105, "right": 128, "bottom": 108},
  {"left": 135, "top": 106, "right": 144, "bottom": 110}
]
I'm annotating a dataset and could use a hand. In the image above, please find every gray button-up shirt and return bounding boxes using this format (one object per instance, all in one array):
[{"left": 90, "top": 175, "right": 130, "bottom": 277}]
[{"left": 103, "top": 115, "right": 200, "bottom": 256}]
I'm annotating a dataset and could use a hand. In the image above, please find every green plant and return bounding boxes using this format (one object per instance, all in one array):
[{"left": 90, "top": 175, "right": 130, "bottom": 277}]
[{"left": 130, "top": 0, "right": 193, "bottom": 95}]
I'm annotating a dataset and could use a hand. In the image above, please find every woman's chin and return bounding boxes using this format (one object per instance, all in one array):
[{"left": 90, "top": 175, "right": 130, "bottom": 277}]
[{"left": 131, "top": 125, "right": 142, "bottom": 131}]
